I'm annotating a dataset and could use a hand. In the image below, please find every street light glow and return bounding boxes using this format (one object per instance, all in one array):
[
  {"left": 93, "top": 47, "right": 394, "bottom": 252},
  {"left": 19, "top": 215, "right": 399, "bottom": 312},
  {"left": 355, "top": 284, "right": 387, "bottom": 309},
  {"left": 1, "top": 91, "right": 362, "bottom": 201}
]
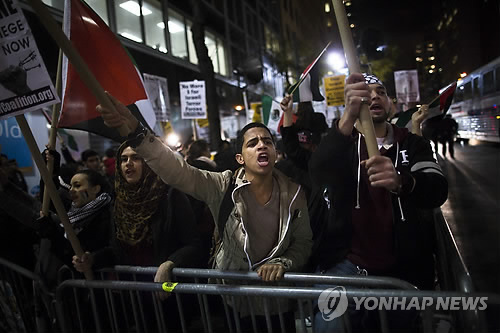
[
  {"left": 327, "top": 53, "right": 346, "bottom": 72},
  {"left": 166, "top": 133, "right": 180, "bottom": 147}
]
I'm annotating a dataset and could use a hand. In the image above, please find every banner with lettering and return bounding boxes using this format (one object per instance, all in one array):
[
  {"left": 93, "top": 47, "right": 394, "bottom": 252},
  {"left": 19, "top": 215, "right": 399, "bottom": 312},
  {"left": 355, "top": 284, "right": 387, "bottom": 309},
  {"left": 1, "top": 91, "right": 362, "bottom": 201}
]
[
  {"left": 0, "top": 0, "right": 59, "bottom": 119},
  {"left": 394, "top": 69, "right": 420, "bottom": 104},
  {"left": 179, "top": 80, "right": 206, "bottom": 119},
  {"left": 323, "top": 75, "right": 346, "bottom": 107}
]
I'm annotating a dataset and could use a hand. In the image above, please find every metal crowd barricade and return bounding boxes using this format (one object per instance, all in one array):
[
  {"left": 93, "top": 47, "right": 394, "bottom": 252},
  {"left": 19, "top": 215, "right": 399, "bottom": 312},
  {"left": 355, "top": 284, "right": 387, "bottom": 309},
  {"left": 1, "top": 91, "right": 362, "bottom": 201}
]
[
  {"left": 55, "top": 274, "right": 500, "bottom": 333},
  {"left": 0, "top": 257, "right": 55, "bottom": 333}
]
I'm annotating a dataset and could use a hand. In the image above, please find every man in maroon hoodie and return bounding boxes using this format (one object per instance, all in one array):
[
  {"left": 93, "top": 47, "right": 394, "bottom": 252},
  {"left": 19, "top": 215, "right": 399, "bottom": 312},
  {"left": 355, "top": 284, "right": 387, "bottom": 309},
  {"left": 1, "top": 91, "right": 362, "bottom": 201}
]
[{"left": 309, "top": 73, "right": 448, "bottom": 332}]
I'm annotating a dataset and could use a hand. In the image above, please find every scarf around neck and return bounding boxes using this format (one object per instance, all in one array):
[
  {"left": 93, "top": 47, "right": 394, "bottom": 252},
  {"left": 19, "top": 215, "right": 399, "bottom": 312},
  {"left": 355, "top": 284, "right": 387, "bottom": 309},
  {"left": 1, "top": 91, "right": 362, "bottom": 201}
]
[{"left": 114, "top": 144, "right": 168, "bottom": 246}]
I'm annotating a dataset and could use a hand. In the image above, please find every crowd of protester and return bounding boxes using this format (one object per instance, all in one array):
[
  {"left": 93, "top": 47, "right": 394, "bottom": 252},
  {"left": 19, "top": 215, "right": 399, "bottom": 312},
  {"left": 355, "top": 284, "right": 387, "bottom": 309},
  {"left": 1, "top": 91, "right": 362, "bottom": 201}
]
[{"left": 0, "top": 73, "right": 450, "bottom": 332}]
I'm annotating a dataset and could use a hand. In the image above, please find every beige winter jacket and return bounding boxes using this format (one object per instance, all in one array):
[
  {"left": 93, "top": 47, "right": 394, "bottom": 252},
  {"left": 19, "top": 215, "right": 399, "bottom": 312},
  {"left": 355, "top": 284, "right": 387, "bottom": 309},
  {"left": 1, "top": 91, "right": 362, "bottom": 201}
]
[{"left": 135, "top": 133, "right": 313, "bottom": 274}]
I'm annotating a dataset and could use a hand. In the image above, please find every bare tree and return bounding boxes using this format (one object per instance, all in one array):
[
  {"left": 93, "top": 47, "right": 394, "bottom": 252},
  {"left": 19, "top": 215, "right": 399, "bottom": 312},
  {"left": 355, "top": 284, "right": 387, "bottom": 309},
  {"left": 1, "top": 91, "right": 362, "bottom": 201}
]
[{"left": 189, "top": 0, "right": 222, "bottom": 150}]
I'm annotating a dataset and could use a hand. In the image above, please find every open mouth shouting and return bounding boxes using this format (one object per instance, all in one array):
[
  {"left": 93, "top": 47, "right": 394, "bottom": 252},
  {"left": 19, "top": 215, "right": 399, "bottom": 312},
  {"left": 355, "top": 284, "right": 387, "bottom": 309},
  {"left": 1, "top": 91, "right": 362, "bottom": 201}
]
[
  {"left": 370, "top": 103, "right": 384, "bottom": 115},
  {"left": 257, "top": 153, "right": 269, "bottom": 167}
]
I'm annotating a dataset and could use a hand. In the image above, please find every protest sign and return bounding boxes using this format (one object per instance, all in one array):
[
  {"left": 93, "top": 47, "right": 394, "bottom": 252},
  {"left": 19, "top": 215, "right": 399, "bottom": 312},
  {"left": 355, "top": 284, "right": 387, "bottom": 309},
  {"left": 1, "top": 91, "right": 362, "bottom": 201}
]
[
  {"left": 394, "top": 69, "right": 420, "bottom": 103},
  {"left": 0, "top": 0, "right": 59, "bottom": 119},
  {"left": 180, "top": 80, "right": 206, "bottom": 119},
  {"left": 324, "top": 75, "right": 345, "bottom": 106},
  {"left": 143, "top": 73, "right": 170, "bottom": 122}
]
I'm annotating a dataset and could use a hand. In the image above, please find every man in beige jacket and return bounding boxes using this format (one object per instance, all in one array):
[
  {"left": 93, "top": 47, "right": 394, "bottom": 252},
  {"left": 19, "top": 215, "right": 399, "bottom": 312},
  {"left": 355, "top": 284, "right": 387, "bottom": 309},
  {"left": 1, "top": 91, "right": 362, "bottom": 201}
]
[{"left": 96, "top": 94, "right": 312, "bottom": 320}]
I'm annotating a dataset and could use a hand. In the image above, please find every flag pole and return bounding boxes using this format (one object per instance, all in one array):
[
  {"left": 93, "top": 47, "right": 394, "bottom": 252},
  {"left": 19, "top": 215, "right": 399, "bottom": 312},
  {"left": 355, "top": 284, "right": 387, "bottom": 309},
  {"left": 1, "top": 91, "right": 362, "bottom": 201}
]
[
  {"left": 332, "top": 0, "right": 379, "bottom": 158},
  {"left": 42, "top": 50, "right": 63, "bottom": 215},
  {"left": 28, "top": 0, "right": 129, "bottom": 137},
  {"left": 15, "top": 115, "right": 94, "bottom": 280}
]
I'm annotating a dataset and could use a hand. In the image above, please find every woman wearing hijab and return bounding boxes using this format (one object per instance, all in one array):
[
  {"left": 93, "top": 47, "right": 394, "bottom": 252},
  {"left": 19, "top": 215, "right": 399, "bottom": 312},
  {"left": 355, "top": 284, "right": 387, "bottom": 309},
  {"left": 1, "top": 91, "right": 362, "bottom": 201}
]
[{"left": 72, "top": 143, "right": 201, "bottom": 285}]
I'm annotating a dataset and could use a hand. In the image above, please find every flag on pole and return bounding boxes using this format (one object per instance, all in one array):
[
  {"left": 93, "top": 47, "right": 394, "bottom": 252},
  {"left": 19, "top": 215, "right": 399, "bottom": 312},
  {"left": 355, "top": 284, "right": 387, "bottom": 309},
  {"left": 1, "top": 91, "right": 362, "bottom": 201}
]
[
  {"left": 261, "top": 95, "right": 283, "bottom": 133},
  {"left": 288, "top": 42, "right": 330, "bottom": 102},
  {"left": 395, "top": 82, "right": 457, "bottom": 128},
  {"left": 58, "top": 0, "right": 156, "bottom": 142}
]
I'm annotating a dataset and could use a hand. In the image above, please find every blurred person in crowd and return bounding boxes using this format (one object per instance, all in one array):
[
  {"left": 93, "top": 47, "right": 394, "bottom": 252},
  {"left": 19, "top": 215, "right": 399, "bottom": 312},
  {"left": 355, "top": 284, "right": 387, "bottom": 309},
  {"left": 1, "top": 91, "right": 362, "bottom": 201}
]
[
  {"left": 309, "top": 73, "right": 448, "bottom": 332},
  {"left": 186, "top": 139, "right": 217, "bottom": 171},
  {"left": 0, "top": 153, "right": 28, "bottom": 192},
  {"left": 96, "top": 93, "right": 312, "bottom": 332},
  {"left": 438, "top": 114, "right": 458, "bottom": 159},
  {"left": 277, "top": 96, "right": 330, "bottom": 271},
  {"left": 36, "top": 169, "right": 112, "bottom": 288},
  {"left": 81, "top": 149, "right": 102, "bottom": 172},
  {"left": 0, "top": 156, "right": 39, "bottom": 269},
  {"left": 214, "top": 140, "right": 239, "bottom": 172}
]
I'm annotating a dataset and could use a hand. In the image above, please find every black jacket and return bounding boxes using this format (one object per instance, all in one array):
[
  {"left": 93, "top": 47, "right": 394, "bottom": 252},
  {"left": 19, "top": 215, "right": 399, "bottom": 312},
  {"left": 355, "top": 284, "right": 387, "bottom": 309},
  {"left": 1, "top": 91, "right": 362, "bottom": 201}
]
[
  {"left": 309, "top": 121, "right": 448, "bottom": 289},
  {"left": 93, "top": 187, "right": 202, "bottom": 269}
]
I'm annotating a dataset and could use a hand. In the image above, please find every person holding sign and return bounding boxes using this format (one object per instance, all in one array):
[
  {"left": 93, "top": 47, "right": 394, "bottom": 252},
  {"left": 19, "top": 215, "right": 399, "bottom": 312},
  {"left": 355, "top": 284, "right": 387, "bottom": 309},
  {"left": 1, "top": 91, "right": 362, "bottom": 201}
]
[
  {"left": 95, "top": 92, "right": 312, "bottom": 330},
  {"left": 309, "top": 73, "right": 448, "bottom": 332}
]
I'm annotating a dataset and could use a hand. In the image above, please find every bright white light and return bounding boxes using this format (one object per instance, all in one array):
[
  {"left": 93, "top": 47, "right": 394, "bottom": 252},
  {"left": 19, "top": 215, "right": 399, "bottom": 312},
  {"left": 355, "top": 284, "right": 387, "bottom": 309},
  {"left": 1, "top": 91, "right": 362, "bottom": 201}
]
[
  {"left": 166, "top": 133, "right": 180, "bottom": 147},
  {"left": 159, "top": 46, "right": 167, "bottom": 53},
  {"left": 327, "top": 53, "right": 346, "bottom": 71},
  {"left": 119, "top": 1, "right": 152, "bottom": 16},
  {"left": 120, "top": 32, "right": 143, "bottom": 42},
  {"left": 46, "top": 124, "right": 51, "bottom": 129},
  {"left": 376, "top": 45, "right": 387, "bottom": 52},
  {"left": 168, "top": 21, "right": 184, "bottom": 33}
]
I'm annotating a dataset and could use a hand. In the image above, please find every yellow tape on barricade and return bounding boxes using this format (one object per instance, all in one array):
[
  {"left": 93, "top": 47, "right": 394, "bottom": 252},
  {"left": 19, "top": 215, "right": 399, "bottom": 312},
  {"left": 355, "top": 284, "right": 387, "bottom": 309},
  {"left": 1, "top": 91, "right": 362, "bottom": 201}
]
[{"left": 162, "top": 282, "right": 178, "bottom": 292}]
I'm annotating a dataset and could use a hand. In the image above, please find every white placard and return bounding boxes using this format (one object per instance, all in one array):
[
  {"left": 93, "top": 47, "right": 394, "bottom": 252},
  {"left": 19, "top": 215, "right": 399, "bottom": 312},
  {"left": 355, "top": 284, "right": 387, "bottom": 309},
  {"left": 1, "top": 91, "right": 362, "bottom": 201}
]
[
  {"left": 180, "top": 80, "right": 206, "bottom": 119},
  {"left": 143, "top": 73, "right": 170, "bottom": 122},
  {"left": 394, "top": 70, "right": 420, "bottom": 103},
  {"left": 0, "top": 0, "right": 59, "bottom": 119}
]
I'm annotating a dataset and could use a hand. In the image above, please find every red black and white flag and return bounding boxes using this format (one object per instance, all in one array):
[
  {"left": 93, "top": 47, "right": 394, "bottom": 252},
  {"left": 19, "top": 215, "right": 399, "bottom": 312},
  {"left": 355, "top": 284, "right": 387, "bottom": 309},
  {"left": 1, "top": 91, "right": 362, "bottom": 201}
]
[{"left": 58, "top": 0, "right": 156, "bottom": 142}]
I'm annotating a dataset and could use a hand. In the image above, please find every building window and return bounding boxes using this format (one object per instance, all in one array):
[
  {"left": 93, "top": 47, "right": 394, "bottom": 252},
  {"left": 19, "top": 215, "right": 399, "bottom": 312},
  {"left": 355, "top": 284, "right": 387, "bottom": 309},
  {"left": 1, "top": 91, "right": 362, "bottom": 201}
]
[
  {"left": 217, "top": 38, "right": 227, "bottom": 76},
  {"left": 483, "top": 70, "right": 494, "bottom": 95},
  {"left": 143, "top": 0, "right": 166, "bottom": 53},
  {"left": 86, "top": 0, "right": 109, "bottom": 24},
  {"left": 186, "top": 19, "right": 198, "bottom": 64},
  {"left": 463, "top": 81, "right": 472, "bottom": 100},
  {"left": 42, "top": 0, "right": 63, "bottom": 10},
  {"left": 115, "top": 0, "right": 143, "bottom": 42},
  {"left": 473, "top": 77, "right": 479, "bottom": 98},
  {"left": 169, "top": 10, "right": 187, "bottom": 59},
  {"left": 205, "top": 32, "right": 218, "bottom": 72}
]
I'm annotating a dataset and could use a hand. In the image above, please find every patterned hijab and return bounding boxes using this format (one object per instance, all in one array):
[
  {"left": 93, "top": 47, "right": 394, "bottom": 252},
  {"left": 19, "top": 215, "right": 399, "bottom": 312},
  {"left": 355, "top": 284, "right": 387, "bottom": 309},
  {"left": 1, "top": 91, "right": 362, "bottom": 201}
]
[{"left": 114, "top": 143, "right": 168, "bottom": 245}]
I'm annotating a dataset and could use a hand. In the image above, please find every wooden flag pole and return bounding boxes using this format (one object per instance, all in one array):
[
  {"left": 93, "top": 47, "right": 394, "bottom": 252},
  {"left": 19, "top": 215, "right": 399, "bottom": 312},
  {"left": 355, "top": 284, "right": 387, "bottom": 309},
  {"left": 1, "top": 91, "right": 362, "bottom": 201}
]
[
  {"left": 16, "top": 115, "right": 94, "bottom": 280},
  {"left": 42, "top": 50, "right": 63, "bottom": 215},
  {"left": 332, "top": 0, "right": 379, "bottom": 157},
  {"left": 28, "top": 0, "right": 129, "bottom": 137}
]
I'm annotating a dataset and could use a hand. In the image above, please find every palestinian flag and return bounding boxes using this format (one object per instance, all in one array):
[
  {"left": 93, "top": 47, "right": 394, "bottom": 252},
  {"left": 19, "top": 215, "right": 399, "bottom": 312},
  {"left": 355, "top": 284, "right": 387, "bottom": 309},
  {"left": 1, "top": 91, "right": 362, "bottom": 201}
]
[
  {"left": 58, "top": 0, "right": 156, "bottom": 142},
  {"left": 288, "top": 42, "right": 330, "bottom": 102},
  {"left": 395, "top": 82, "right": 457, "bottom": 128},
  {"left": 289, "top": 66, "right": 325, "bottom": 103}
]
